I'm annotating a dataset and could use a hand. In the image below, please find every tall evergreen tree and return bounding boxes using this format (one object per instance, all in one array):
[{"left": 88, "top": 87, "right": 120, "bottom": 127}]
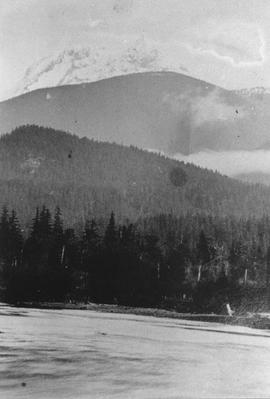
[
  {"left": 0, "top": 206, "right": 10, "bottom": 266},
  {"left": 8, "top": 210, "right": 23, "bottom": 267},
  {"left": 197, "top": 230, "right": 211, "bottom": 265},
  {"left": 0, "top": 207, "right": 23, "bottom": 273},
  {"left": 53, "top": 206, "right": 63, "bottom": 240},
  {"left": 30, "top": 207, "right": 40, "bottom": 240},
  {"left": 266, "top": 246, "right": 270, "bottom": 305},
  {"left": 49, "top": 206, "right": 65, "bottom": 268},
  {"left": 104, "top": 212, "right": 118, "bottom": 250}
]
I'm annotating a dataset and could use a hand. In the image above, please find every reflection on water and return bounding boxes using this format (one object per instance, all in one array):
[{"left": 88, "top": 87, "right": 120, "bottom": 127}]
[{"left": 1, "top": 304, "right": 270, "bottom": 398}]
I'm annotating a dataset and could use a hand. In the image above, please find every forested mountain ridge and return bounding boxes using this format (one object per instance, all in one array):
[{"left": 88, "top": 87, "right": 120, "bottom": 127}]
[{"left": 1, "top": 125, "right": 270, "bottom": 227}]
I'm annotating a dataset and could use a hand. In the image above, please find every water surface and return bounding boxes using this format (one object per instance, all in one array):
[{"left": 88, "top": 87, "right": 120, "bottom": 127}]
[{"left": 1, "top": 304, "right": 270, "bottom": 398}]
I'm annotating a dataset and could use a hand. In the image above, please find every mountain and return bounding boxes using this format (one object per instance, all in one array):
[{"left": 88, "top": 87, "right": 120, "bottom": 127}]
[
  {"left": 2, "top": 71, "right": 270, "bottom": 156},
  {"left": 13, "top": 43, "right": 188, "bottom": 100},
  {"left": 1, "top": 125, "right": 270, "bottom": 228}
]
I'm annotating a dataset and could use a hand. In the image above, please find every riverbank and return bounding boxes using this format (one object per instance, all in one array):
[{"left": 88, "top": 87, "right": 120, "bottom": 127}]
[{"left": 12, "top": 301, "right": 270, "bottom": 330}]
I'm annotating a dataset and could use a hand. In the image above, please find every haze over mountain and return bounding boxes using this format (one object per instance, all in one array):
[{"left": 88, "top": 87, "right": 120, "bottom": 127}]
[{"left": 2, "top": 71, "right": 270, "bottom": 160}]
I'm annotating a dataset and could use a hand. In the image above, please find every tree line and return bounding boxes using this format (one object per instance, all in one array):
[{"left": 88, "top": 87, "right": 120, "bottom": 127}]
[{"left": 1, "top": 206, "right": 270, "bottom": 313}]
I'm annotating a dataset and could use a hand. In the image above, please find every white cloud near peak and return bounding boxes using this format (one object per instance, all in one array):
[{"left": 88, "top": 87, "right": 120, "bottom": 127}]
[
  {"left": 174, "top": 150, "right": 270, "bottom": 176},
  {"left": 188, "top": 20, "right": 265, "bottom": 67},
  {"left": 162, "top": 88, "right": 245, "bottom": 127}
]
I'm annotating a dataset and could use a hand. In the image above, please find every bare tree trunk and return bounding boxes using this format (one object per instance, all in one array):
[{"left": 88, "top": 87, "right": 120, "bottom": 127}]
[
  {"left": 61, "top": 245, "right": 65, "bottom": 265},
  {"left": 267, "top": 258, "right": 270, "bottom": 307},
  {"left": 244, "top": 268, "right": 248, "bottom": 286},
  {"left": 197, "top": 264, "right": 202, "bottom": 282}
]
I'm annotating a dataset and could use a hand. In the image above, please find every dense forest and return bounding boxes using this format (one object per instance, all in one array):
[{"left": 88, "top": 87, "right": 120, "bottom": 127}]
[
  {"left": 1, "top": 206, "right": 270, "bottom": 313},
  {"left": 2, "top": 125, "right": 270, "bottom": 229},
  {"left": 1, "top": 125, "right": 270, "bottom": 312}
]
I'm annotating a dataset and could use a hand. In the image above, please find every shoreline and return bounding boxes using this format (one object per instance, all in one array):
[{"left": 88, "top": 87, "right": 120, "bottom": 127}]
[{"left": 11, "top": 301, "right": 270, "bottom": 330}]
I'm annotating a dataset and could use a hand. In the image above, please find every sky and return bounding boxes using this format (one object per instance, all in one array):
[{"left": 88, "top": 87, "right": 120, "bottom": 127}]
[{"left": 1, "top": 0, "right": 270, "bottom": 100}]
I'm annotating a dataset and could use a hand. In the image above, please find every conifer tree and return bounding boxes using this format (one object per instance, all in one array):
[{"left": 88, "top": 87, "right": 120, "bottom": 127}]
[
  {"left": 266, "top": 246, "right": 270, "bottom": 305},
  {"left": 49, "top": 206, "right": 65, "bottom": 268},
  {"left": 0, "top": 207, "right": 23, "bottom": 276},
  {"left": 39, "top": 206, "right": 52, "bottom": 242},
  {"left": 104, "top": 212, "right": 118, "bottom": 250},
  {"left": 30, "top": 207, "right": 40, "bottom": 240},
  {"left": 8, "top": 210, "right": 23, "bottom": 267},
  {"left": 197, "top": 230, "right": 211, "bottom": 265},
  {"left": 84, "top": 220, "right": 99, "bottom": 248},
  {"left": 53, "top": 206, "right": 63, "bottom": 240},
  {"left": 81, "top": 219, "right": 100, "bottom": 271},
  {"left": 0, "top": 206, "right": 10, "bottom": 265}
]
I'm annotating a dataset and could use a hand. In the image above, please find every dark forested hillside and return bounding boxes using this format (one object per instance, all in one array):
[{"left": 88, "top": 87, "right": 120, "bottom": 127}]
[
  {"left": 1, "top": 207, "right": 270, "bottom": 312},
  {"left": 1, "top": 125, "right": 270, "bottom": 227},
  {"left": 1, "top": 125, "right": 270, "bottom": 311}
]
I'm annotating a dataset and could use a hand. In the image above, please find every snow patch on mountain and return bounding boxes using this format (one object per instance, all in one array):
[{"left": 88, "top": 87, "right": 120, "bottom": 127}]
[
  {"left": 236, "top": 87, "right": 270, "bottom": 97},
  {"left": 15, "top": 39, "right": 188, "bottom": 98},
  {"left": 21, "top": 156, "right": 44, "bottom": 175}
]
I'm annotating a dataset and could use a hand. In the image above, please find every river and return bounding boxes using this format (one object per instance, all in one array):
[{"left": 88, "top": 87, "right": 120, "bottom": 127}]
[{"left": 1, "top": 304, "right": 270, "bottom": 398}]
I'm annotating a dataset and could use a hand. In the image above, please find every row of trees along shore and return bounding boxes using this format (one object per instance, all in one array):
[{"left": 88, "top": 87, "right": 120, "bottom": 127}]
[{"left": 1, "top": 205, "right": 270, "bottom": 313}]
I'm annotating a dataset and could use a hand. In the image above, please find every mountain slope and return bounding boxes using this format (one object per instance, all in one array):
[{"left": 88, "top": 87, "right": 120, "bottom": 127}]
[
  {"left": 2, "top": 71, "right": 270, "bottom": 156},
  {"left": 1, "top": 126, "right": 270, "bottom": 228}
]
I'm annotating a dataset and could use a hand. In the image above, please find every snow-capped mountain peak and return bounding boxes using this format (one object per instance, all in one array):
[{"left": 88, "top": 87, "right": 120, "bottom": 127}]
[{"left": 15, "top": 39, "right": 187, "bottom": 98}]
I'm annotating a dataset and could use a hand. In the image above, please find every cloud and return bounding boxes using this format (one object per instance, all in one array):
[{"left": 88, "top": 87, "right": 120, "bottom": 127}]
[
  {"left": 192, "top": 90, "right": 244, "bottom": 126},
  {"left": 188, "top": 21, "right": 265, "bottom": 66},
  {"left": 174, "top": 150, "right": 270, "bottom": 176},
  {"left": 89, "top": 17, "right": 103, "bottom": 28},
  {"left": 162, "top": 88, "right": 245, "bottom": 126}
]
